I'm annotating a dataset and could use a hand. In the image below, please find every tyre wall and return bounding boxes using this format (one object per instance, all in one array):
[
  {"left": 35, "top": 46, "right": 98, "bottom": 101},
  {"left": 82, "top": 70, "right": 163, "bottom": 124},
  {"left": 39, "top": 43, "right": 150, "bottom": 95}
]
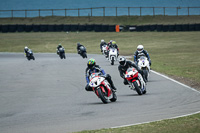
[{"left": 1, "top": 24, "right": 200, "bottom": 32}]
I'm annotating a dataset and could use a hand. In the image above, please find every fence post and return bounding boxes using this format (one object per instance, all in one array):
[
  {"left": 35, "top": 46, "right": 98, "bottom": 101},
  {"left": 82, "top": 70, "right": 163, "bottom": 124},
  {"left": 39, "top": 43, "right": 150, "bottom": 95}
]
[
  {"left": 153, "top": 7, "right": 155, "bottom": 16},
  {"left": 163, "top": 7, "right": 165, "bottom": 16},
  {"left": 128, "top": 7, "right": 130, "bottom": 16},
  {"left": 39, "top": 9, "right": 40, "bottom": 17},
  {"left": 103, "top": 7, "right": 105, "bottom": 17},
  {"left": 78, "top": 8, "right": 80, "bottom": 17},
  {"left": 140, "top": 7, "right": 142, "bottom": 16},
  {"left": 52, "top": 9, "right": 53, "bottom": 16},
  {"left": 116, "top": 7, "right": 117, "bottom": 16},
  {"left": 188, "top": 7, "right": 190, "bottom": 16},
  {"left": 25, "top": 10, "right": 27, "bottom": 18},
  {"left": 11, "top": 10, "right": 13, "bottom": 18},
  {"left": 65, "top": 8, "right": 67, "bottom": 17},
  {"left": 91, "top": 8, "right": 92, "bottom": 16},
  {"left": 177, "top": 7, "right": 178, "bottom": 16}
]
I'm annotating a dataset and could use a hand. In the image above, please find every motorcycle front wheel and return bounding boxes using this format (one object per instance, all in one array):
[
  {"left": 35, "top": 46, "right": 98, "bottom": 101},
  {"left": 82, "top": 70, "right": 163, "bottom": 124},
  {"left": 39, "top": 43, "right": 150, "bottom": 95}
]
[
  {"left": 97, "top": 88, "right": 109, "bottom": 104},
  {"left": 133, "top": 81, "right": 143, "bottom": 95}
]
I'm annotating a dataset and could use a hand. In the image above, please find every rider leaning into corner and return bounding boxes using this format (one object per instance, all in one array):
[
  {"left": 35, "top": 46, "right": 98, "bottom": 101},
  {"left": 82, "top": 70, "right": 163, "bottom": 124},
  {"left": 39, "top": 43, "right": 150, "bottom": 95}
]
[
  {"left": 85, "top": 58, "right": 117, "bottom": 91},
  {"left": 100, "top": 39, "right": 107, "bottom": 52},
  {"left": 77, "top": 42, "right": 84, "bottom": 54},
  {"left": 57, "top": 44, "right": 64, "bottom": 55},
  {"left": 24, "top": 46, "right": 30, "bottom": 57},
  {"left": 118, "top": 56, "right": 145, "bottom": 85},
  {"left": 134, "top": 44, "right": 151, "bottom": 66}
]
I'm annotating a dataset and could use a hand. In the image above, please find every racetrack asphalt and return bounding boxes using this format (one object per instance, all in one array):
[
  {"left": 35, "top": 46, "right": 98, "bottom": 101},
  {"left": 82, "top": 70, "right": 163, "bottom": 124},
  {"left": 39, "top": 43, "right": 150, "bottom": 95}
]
[{"left": 0, "top": 53, "right": 200, "bottom": 133}]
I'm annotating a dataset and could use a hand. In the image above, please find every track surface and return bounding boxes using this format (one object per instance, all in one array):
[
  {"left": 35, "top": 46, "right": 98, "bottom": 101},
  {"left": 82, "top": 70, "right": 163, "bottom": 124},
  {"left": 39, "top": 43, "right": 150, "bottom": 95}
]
[{"left": 0, "top": 53, "right": 200, "bottom": 133}]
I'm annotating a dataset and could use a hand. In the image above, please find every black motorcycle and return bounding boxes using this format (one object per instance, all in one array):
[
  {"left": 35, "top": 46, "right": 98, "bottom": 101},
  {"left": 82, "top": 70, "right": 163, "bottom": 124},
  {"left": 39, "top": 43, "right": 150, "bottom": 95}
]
[
  {"left": 26, "top": 50, "right": 35, "bottom": 61},
  {"left": 78, "top": 46, "right": 87, "bottom": 58},
  {"left": 58, "top": 47, "right": 66, "bottom": 59}
]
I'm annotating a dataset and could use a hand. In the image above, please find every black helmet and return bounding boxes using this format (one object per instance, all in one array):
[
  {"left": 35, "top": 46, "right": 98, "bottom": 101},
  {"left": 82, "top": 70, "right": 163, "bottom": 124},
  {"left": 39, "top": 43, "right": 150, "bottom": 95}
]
[
  {"left": 119, "top": 57, "right": 126, "bottom": 66},
  {"left": 77, "top": 43, "right": 81, "bottom": 46}
]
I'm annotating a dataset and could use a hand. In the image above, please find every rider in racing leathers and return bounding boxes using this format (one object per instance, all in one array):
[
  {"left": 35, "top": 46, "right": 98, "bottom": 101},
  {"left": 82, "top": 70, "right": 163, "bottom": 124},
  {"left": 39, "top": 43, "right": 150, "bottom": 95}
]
[
  {"left": 85, "top": 58, "right": 117, "bottom": 91},
  {"left": 24, "top": 46, "right": 30, "bottom": 57},
  {"left": 134, "top": 45, "right": 151, "bottom": 66},
  {"left": 100, "top": 39, "right": 107, "bottom": 52},
  {"left": 77, "top": 42, "right": 84, "bottom": 54},
  {"left": 118, "top": 56, "right": 144, "bottom": 85},
  {"left": 57, "top": 44, "right": 64, "bottom": 55}
]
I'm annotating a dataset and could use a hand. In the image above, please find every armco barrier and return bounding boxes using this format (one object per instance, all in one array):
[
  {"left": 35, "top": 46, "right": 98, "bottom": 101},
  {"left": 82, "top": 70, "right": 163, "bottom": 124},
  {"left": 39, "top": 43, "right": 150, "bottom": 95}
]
[
  {"left": 40, "top": 25, "right": 48, "bottom": 32},
  {"left": 156, "top": 24, "right": 163, "bottom": 32},
  {"left": 8, "top": 25, "right": 17, "bottom": 32},
  {"left": 78, "top": 25, "right": 86, "bottom": 31},
  {"left": 25, "top": 25, "right": 32, "bottom": 32},
  {"left": 32, "top": 25, "right": 40, "bottom": 32},
  {"left": 17, "top": 24, "right": 25, "bottom": 32},
  {"left": 101, "top": 25, "right": 109, "bottom": 32},
  {"left": 63, "top": 24, "right": 71, "bottom": 31},
  {"left": 195, "top": 24, "right": 200, "bottom": 31},
  {"left": 71, "top": 24, "right": 79, "bottom": 31},
  {"left": 1, "top": 24, "right": 200, "bottom": 32},
  {"left": 94, "top": 24, "right": 102, "bottom": 32},
  {"left": 150, "top": 25, "right": 157, "bottom": 31},
  {"left": 2, "top": 25, "right": 9, "bottom": 32}
]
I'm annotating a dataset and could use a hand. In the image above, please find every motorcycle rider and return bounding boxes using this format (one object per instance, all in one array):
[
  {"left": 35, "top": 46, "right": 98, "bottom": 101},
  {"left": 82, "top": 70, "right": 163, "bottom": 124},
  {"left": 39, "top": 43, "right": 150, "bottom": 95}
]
[
  {"left": 134, "top": 45, "right": 151, "bottom": 66},
  {"left": 118, "top": 56, "right": 144, "bottom": 85},
  {"left": 24, "top": 46, "right": 30, "bottom": 57},
  {"left": 85, "top": 58, "right": 117, "bottom": 91},
  {"left": 57, "top": 44, "right": 64, "bottom": 55},
  {"left": 77, "top": 42, "right": 85, "bottom": 54},
  {"left": 109, "top": 41, "right": 119, "bottom": 56},
  {"left": 100, "top": 39, "right": 107, "bottom": 52}
]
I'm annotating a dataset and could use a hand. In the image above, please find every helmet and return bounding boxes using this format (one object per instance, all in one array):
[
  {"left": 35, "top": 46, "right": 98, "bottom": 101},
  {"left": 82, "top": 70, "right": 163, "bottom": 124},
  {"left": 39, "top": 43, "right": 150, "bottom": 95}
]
[
  {"left": 77, "top": 42, "right": 81, "bottom": 47},
  {"left": 119, "top": 57, "right": 126, "bottom": 66},
  {"left": 87, "top": 58, "right": 96, "bottom": 69},
  {"left": 137, "top": 45, "right": 144, "bottom": 53},
  {"left": 112, "top": 41, "right": 116, "bottom": 45},
  {"left": 101, "top": 39, "right": 104, "bottom": 43},
  {"left": 25, "top": 46, "right": 28, "bottom": 50}
]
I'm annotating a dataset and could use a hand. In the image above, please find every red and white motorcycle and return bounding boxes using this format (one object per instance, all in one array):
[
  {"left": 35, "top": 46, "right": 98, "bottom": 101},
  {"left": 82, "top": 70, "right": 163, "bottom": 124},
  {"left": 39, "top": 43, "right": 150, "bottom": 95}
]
[
  {"left": 89, "top": 72, "right": 117, "bottom": 104},
  {"left": 124, "top": 67, "right": 146, "bottom": 95},
  {"left": 137, "top": 56, "right": 150, "bottom": 82}
]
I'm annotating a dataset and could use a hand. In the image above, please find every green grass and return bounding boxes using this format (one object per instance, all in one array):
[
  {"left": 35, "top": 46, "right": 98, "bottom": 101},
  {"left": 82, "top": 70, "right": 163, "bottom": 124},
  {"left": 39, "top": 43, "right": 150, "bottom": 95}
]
[
  {"left": 1, "top": 16, "right": 200, "bottom": 25},
  {"left": 75, "top": 113, "right": 200, "bottom": 133}
]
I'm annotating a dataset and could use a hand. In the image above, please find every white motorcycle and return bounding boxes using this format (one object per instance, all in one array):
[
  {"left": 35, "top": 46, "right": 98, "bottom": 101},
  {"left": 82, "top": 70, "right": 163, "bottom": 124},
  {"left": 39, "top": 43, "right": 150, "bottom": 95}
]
[
  {"left": 137, "top": 56, "right": 150, "bottom": 82},
  {"left": 108, "top": 48, "right": 118, "bottom": 65}
]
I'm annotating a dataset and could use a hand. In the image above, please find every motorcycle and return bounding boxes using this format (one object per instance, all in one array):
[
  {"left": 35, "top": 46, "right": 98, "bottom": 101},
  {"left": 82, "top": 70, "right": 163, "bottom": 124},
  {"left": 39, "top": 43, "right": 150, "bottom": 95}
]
[
  {"left": 124, "top": 67, "right": 146, "bottom": 95},
  {"left": 137, "top": 56, "right": 150, "bottom": 82},
  {"left": 58, "top": 47, "right": 66, "bottom": 59},
  {"left": 101, "top": 44, "right": 109, "bottom": 58},
  {"left": 78, "top": 46, "right": 87, "bottom": 58},
  {"left": 108, "top": 48, "right": 118, "bottom": 65},
  {"left": 26, "top": 49, "right": 35, "bottom": 61},
  {"left": 89, "top": 72, "right": 117, "bottom": 104}
]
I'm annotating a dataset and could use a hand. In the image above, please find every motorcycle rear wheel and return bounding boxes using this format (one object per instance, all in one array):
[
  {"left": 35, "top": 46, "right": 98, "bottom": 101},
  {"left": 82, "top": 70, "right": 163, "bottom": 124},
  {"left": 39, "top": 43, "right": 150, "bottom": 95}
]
[{"left": 133, "top": 81, "right": 143, "bottom": 95}]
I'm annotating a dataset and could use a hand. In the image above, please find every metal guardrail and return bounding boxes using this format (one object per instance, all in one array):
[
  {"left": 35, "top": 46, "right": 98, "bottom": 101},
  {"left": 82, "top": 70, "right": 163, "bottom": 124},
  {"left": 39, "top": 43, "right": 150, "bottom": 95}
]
[{"left": 0, "top": 7, "right": 199, "bottom": 18}]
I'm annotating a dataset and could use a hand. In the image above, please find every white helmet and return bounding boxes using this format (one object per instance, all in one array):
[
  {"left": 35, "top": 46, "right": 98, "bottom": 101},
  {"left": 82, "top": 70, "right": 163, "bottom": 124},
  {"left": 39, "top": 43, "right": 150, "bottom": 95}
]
[
  {"left": 137, "top": 45, "right": 144, "bottom": 53},
  {"left": 25, "top": 46, "right": 28, "bottom": 50},
  {"left": 119, "top": 56, "right": 126, "bottom": 66},
  {"left": 101, "top": 39, "right": 104, "bottom": 43}
]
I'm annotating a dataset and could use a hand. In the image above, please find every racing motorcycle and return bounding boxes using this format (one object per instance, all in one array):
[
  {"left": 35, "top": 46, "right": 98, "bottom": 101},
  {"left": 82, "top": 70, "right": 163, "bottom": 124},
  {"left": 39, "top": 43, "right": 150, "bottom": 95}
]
[
  {"left": 108, "top": 48, "right": 118, "bottom": 65},
  {"left": 101, "top": 44, "right": 109, "bottom": 58},
  {"left": 58, "top": 47, "right": 66, "bottom": 59},
  {"left": 137, "top": 56, "right": 150, "bottom": 82},
  {"left": 89, "top": 72, "right": 117, "bottom": 104},
  {"left": 124, "top": 67, "right": 146, "bottom": 95},
  {"left": 78, "top": 46, "right": 87, "bottom": 58},
  {"left": 26, "top": 49, "right": 35, "bottom": 61}
]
